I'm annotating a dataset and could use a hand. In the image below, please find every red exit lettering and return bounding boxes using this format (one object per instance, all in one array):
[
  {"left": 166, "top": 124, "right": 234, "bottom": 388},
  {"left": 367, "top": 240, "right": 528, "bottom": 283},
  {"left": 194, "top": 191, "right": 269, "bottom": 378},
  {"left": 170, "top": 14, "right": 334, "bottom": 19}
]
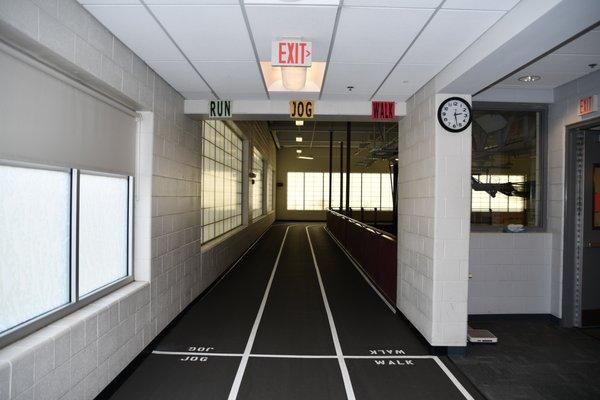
[
  {"left": 279, "top": 42, "right": 309, "bottom": 64},
  {"left": 272, "top": 40, "right": 312, "bottom": 67},
  {"left": 372, "top": 101, "right": 395, "bottom": 120},
  {"left": 579, "top": 96, "right": 594, "bottom": 115}
]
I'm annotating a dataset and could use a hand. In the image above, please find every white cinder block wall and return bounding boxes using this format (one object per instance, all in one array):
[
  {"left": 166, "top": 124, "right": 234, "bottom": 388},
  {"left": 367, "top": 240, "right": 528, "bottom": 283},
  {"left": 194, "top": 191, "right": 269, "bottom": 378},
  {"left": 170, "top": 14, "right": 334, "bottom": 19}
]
[
  {"left": 469, "top": 233, "right": 552, "bottom": 314},
  {"left": 397, "top": 82, "right": 471, "bottom": 347},
  {"left": 0, "top": 1, "right": 274, "bottom": 399}
]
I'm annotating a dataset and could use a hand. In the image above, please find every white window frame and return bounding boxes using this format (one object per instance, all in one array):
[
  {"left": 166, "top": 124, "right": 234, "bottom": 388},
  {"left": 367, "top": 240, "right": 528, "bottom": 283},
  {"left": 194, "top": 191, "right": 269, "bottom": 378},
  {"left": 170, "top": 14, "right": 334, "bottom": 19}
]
[{"left": 0, "top": 159, "right": 134, "bottom": 348}]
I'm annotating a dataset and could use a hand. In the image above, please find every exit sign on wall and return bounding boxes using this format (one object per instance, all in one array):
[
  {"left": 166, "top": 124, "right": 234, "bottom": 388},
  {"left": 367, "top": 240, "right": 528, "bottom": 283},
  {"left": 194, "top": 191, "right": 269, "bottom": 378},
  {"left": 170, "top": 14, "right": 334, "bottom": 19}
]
[
  {"left": 271, "top": 40, "right": 312, "bottom": 67},
  {"left": 578, "top": 95, "right": 598, "bottom": 116},
  {"left": 372, "top": 101, "right": 395, "bottom": 120}
]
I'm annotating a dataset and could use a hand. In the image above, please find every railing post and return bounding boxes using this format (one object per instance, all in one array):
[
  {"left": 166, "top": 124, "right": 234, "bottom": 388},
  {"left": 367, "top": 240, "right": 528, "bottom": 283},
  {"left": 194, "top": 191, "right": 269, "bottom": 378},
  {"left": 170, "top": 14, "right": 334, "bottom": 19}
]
[{"left": 374, "top": 207, "right": 378, "bottom": 227}]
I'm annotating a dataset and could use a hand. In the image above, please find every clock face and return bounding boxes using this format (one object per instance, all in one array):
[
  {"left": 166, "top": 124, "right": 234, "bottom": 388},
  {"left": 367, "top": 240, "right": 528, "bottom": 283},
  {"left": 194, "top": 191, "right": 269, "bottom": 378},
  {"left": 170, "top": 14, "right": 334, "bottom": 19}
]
[{"left": 437, "top": 97, "right": 472, "bottom": 133}]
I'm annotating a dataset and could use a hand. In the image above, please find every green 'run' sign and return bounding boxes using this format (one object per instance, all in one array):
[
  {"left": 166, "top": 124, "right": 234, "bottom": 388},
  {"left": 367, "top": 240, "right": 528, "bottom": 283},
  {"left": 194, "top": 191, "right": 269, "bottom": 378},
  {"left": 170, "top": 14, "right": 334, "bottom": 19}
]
[{"left": 209, "top": 100, "right": 232, "bottom": 119}]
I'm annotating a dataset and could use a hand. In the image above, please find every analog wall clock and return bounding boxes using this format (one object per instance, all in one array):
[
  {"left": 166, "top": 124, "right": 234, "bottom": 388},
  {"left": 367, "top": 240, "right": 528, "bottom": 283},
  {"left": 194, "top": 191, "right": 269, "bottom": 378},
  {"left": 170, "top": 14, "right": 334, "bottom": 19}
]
[{"left": 437, "top": 97, "right": 472, "bottom": 133}]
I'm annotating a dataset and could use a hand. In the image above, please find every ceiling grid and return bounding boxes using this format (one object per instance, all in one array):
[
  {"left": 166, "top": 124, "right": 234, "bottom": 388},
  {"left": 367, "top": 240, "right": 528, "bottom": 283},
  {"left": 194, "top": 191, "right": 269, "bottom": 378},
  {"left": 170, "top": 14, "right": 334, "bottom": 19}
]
[{"left": 79, "top": 0, "right": 546, "bottom": 104}]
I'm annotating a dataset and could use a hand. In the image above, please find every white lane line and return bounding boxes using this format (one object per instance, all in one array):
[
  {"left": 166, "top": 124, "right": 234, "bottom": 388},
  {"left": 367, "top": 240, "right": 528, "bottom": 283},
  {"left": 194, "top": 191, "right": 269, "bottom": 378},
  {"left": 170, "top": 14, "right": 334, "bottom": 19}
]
[
  {"left": 306, "top": 226, "right": 356, "bottom": 400},
  {"left": 433, "top": 356, "right": 475, "bottom": 400},
  {"left": 323, "top": 226, "right": 396, "bottom": 314},
  {"left": 153, "top": 351, "right": 437, "bottom": 360},
  {"left": 153, "top": 350, "right": 242, "bottom": 357},
  {"left": 227, "top": 225, "right": 291, "bottom": 400}
]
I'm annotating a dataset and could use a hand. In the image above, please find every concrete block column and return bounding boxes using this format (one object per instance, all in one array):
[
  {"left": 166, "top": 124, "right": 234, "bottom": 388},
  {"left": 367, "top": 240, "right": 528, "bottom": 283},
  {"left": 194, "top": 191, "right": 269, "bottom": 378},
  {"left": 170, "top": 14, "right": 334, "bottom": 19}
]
[{"left": 397, "top": 83, "right": 471, "bottom": 348}]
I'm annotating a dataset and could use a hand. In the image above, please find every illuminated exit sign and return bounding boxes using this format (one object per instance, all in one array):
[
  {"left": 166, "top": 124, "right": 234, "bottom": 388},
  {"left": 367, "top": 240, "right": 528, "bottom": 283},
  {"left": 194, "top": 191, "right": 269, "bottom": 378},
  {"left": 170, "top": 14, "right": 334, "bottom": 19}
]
[
  {"left": 578, "top": 95, "right": 598, "bottom": 116},
  {"left": 371, "top": 101, "right": 395, "bottom": 120},
  {"left": 272, "top": 40, "right": 312, "bottom": 67}
]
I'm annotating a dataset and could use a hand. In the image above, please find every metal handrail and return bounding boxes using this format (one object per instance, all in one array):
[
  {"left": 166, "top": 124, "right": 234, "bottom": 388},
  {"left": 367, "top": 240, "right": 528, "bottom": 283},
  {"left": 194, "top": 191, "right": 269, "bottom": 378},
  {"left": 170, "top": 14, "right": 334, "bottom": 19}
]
[{"left": 328, "top": 209, "right": 396, "bottom": 240}]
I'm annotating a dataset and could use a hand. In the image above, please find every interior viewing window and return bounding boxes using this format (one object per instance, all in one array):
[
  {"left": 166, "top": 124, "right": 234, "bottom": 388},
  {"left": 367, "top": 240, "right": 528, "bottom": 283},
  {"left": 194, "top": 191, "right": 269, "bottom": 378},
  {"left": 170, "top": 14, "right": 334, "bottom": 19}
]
[
  {"left": 471, "top": 108, "right": 542, "bottom": 227},
  {"left": 252, "top": 148, "right": 264, "bottom": 218},
  {"left": 0, "top": 162, "right": 133, "bottom": 343},
  {"left": 266, "top": 167, "right": 274, "bottom": 212},
  {"left": 201, "top": 120, "right": 243, "bottom": 243},
  {"left": 288, "top": 172, "right": 393, "bottom": 211}
]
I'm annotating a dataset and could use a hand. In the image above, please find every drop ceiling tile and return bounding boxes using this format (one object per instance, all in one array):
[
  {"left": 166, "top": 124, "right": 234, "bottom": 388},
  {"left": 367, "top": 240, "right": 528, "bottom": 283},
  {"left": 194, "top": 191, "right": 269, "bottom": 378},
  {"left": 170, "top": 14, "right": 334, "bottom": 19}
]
[
  {"left": 343, "top": 0, "right": 441, "bottom": 7},
  {"left": 521, "top": 54, "right": 600, "bottom": 76},
  {"left": 322, "top": 62, "right": 392, "bottom": 94},
  {"left": 148, "top": 60, "right": 212, "bottom": 95},
  {"left": 319, "top": 92, "right": 372, "bottom": 101},
  {"left": 554, "top": 30, "right": 600, "bottom": 56},
  {"left": 402, "top": 9, "right": 505, "bottom": 65},
  {"left": 84, "top": 5, "right": 184, "bottom": 61},
  {"left": 146, "top": 1, "right": 238, "bottom": 4},
  {"left": 192, "top": 61, "right": 266, "bottom": 95},
  {"left": 78, "top": 1, "right": 139, "bottom": 4},
  {"left": 245, "top": 0, "right": 340, "bottom": 4},
  {"left": 377, "top": 63, "right": 442, "bottom": 97},
  {"left": 332, "top": 7, "right": 434, "bottom": 63},
  {"left": 149, "top": 5, "right": 255, "bottom": 61},
  {"left": 245, "top": 4, "right": 338, "bottom": 60},
  {"left": 497, "top": 72, "right": 583, "bottom": 89},
  {"left": 443, "top": 0, "right": 520, "bottom": 11}
]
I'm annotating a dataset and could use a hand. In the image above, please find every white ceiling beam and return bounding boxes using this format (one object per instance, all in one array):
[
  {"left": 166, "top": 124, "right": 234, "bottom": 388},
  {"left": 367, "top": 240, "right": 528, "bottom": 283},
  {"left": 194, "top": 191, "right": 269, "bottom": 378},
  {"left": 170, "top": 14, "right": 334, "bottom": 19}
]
[
  {"left": 184, "top": 99, "right": 406, "bottom": 120},
  {"left": 433, "top": 0, "right": 600, "bottom": 95}
]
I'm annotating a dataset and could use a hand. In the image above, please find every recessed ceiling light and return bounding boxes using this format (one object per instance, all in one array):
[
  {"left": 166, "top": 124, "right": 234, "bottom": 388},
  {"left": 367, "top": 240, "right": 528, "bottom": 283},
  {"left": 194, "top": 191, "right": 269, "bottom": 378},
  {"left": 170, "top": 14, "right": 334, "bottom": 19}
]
[
  {"left": 518, "top": 75, "right": 541, "bottom": 83},
  {"left": 296, "top": 136, "right": 303, "bottom": 142},
  {"left": 296, "top": 149, "right": 302, "bottom": 154},
  {"left": 295, "top": 120, "right": 304, "bottom": 126}
]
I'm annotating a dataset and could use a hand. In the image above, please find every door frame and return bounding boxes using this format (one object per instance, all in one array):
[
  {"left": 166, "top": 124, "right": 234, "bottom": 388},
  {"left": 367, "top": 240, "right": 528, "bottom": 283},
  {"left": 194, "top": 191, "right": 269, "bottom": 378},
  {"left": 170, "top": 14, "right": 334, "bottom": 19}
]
[{"left": 562, "top": 116, "right": 600, "bottom": 327}]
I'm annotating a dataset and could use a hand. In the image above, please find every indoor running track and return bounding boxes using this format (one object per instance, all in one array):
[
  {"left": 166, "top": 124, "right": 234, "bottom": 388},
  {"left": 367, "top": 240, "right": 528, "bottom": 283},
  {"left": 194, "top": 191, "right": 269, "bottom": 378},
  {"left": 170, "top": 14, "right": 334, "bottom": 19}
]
[{"left": 101, "top": 224, "right": 481, "bottom": 400}]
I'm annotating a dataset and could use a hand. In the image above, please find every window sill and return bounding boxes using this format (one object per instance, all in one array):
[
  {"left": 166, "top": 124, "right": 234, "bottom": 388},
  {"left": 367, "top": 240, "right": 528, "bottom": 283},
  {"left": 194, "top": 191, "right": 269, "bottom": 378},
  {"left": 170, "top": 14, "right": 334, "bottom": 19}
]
[{"left": 470, "top": 225, "right": 547, "bottom": 233}]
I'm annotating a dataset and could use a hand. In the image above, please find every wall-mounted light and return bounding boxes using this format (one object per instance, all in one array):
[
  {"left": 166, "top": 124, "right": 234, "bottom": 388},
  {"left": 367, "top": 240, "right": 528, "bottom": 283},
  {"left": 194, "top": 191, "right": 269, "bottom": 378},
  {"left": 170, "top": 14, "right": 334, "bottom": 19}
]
[
  {"left": 295, "top": 120, "right": 304, "bottom": 127},
  {"left": 296, "top": 149, "right": 302, "bottom": 154},
  {"left": 518, "top": 75, "right": 541, "bottom": 83}
]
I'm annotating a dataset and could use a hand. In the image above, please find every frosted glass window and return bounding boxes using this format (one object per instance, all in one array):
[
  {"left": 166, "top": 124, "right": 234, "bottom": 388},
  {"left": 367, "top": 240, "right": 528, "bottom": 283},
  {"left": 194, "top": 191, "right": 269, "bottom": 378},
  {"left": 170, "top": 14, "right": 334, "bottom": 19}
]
[
  {"left": 287, "top": 172, "right": 304, "bottom": 210},
  {"left": 381, "top": 173, "right": 394, "bottom": 211},
  {"left": 292, "top": 172, "right": 394, "bottom": 211},
  {"left": 361, "top": 174, "right": 381, "bottom": 209},
  {"left": 79, "top": 174, "right": 129, "bottom": 296},
  {"left": 326, "top": 173, "right": 346, "bottom": 210},
  {"left": 201, "top": 120, "right": 243, "bottom": 244},
  {"left": 0, "top": 165, "right": 71, "bottom": 333},
  {"left": 349, "top": 173, "right": 362, "bottom": 209},
  {"left": 304, "top": 173, "right": 324, "bottom": 210}
]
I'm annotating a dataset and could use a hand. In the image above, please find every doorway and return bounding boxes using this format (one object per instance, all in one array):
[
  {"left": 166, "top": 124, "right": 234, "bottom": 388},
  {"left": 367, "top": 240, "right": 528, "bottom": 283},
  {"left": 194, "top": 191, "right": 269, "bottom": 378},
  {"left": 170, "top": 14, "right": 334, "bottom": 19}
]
[{"left": 564, "top": 119, "right": 600, "bottom": 327}]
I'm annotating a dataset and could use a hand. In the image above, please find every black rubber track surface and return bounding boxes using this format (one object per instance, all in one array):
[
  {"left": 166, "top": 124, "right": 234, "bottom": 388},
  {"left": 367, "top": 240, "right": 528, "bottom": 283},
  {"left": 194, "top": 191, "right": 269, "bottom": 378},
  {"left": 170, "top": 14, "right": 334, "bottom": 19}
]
[
  {"left": 154, "top": 225, "right": 287, "bottom": 353},
  {"left": 251, "top": 225, "right": 335, "bottom": 355},
  {"left": 100, "top": 223, "right": 481, "bottom": 400}
]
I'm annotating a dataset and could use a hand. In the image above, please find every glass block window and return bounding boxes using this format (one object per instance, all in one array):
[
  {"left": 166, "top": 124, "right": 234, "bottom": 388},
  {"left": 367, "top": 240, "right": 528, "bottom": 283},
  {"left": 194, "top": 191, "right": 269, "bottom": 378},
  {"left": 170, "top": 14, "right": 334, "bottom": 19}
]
[
  {"left": 252, "top": 148, "right": 264, "bottom": 218},
  {"left": 266, "top": 166, "right": 274, "bottom": 212},
  {"left": 287, "top": 172, "right": 304, "bottom": 210},
  {"left": 201, "top": 120, "right": 243, "bottom": 243}
]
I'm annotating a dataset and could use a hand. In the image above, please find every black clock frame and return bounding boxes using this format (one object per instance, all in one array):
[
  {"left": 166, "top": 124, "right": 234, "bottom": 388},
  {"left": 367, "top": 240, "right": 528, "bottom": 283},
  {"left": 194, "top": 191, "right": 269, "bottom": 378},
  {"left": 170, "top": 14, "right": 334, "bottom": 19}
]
[{"left": 437, "top": 97, "right": 472, "bottom": 133}]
